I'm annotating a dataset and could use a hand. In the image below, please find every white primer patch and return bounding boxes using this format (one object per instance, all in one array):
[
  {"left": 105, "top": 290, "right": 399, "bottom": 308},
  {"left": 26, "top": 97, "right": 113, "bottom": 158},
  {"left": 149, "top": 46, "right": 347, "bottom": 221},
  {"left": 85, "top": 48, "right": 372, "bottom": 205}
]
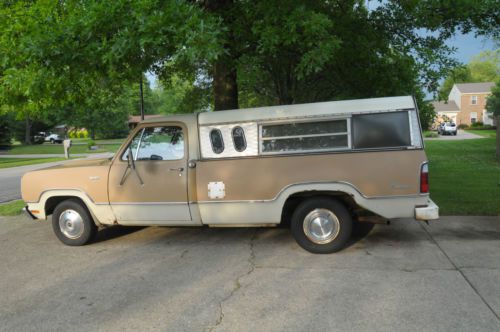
[{"left": 208, "top": 181, "right": 225, "bottom": 199}]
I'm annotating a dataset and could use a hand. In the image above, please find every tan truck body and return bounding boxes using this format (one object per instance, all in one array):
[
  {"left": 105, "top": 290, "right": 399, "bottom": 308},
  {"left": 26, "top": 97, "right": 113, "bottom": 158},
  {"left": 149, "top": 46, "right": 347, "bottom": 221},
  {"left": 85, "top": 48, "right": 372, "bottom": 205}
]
[{"left": 22, "top": 96, "right": 438, "bottom": 251}]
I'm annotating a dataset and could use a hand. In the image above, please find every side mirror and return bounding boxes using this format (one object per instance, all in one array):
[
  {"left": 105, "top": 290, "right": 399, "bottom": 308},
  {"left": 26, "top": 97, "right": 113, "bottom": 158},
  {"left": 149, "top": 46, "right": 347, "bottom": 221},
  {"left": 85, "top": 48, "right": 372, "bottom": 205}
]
[{"left": 127, "top": 148, "right": 136, "bottom": 170}]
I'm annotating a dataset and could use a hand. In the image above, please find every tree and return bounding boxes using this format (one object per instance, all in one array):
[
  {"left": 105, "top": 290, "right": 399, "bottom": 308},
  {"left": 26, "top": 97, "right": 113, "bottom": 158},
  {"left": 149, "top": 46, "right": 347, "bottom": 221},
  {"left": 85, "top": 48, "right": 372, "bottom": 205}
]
[
  {"left": 1, "top": 0, "right": 499, "bottom": 130},
  {"left": 439, "top": 50, "right": 500, "bottom": 100},
  {"left": 486, "top": 80, "right": 500, "bottom": 158},
  {"left": 0, "top": 0, "right": 221, "bottom": 139}
]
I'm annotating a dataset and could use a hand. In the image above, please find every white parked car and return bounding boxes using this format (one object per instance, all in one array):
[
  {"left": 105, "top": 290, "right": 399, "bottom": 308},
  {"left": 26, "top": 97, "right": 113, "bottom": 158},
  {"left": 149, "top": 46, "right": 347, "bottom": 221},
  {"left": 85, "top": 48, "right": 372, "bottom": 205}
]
[
  {"left": 438, "top": 122, "right": 457, "bottom": 136},
  {"left": 44, "top": 133, "right": 63, "bottom": 144}
]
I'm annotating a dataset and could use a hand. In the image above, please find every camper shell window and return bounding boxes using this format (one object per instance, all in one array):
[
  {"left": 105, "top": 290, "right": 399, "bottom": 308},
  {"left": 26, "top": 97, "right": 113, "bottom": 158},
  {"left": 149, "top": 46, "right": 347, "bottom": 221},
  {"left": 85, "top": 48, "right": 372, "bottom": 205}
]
[
  {"left": 260, "top": 119, "right": 350, "bottom": 154},
  {"left": 232, "top": 126, "right": 247, "bottom": 152},
  {"left": 209, "top": 129, "right": 224, "bottom": 154},
  {"left": 352, "top": 111, "right": 412, "bottom": 149}
]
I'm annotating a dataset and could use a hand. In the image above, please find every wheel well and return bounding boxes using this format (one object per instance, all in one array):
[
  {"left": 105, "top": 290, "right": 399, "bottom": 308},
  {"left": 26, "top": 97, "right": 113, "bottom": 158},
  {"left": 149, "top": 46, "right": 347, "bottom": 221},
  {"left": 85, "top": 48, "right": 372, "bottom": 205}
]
[
  {"left": 45, "top": 196, "right": 86, "bottom": 216},
  {"left": 280, "top": 191, "right": 358, "bottom": 226}
]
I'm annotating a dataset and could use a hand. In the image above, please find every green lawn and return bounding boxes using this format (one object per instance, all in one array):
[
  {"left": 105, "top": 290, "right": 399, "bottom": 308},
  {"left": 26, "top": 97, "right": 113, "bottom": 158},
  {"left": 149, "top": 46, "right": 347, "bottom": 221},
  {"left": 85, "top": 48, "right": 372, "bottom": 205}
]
[
  {"left": 6, "top": 143, "right": 121, "bottom": 155},
  {"left": 0, "top": 157, "right": 68, "bottom": 169},
  {"left": 426, "top": 137, "right": 500, "bottom": 215},
  {"left": 0, "top": 200, "right": 25, "bottom": 216},
  {"left": 464, "top": 129, "right": 497, "bottom": 138}
]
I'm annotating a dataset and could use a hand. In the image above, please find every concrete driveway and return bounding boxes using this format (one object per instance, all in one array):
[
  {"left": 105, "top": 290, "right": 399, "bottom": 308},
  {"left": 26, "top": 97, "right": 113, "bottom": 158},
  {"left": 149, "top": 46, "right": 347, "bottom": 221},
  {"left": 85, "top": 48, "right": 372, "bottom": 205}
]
[
  {"left": 1, "top": 216, "right": 498, "bottom": 331},
  {"left": 426, "top": 130, "right": 484, "bottom": 140}
]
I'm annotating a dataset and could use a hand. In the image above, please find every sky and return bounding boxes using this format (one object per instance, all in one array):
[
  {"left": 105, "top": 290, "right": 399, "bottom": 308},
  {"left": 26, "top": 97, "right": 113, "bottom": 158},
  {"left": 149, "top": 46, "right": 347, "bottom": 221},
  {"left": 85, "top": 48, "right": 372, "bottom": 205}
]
[{"left": 446, "top": 32, "right": 497, "bottom": 63}]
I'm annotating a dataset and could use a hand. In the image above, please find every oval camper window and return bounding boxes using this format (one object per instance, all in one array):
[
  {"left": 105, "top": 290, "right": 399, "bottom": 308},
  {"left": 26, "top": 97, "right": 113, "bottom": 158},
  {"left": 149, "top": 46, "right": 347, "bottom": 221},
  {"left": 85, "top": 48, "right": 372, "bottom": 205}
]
[
  {"left": 209, "top": 129, "right": 224, "bottom": 154},
  {"left": 232, "top": 126, "right": 247, "bottom": 152}
]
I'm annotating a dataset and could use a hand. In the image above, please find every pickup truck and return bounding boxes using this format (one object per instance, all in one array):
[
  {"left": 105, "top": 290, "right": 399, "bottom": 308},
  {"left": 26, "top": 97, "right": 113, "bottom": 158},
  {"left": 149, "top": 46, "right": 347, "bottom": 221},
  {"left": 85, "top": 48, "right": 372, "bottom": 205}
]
[{"left": 22, "top": 96, "right": 439, "bottom": 253}]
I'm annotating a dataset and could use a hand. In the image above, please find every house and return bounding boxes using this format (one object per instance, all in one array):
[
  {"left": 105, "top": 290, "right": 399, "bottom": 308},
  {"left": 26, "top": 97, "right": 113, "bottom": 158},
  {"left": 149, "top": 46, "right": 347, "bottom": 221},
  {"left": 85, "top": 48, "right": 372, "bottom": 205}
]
[{"left": 432, "top": 82, "right": 495, "bottom": 126}]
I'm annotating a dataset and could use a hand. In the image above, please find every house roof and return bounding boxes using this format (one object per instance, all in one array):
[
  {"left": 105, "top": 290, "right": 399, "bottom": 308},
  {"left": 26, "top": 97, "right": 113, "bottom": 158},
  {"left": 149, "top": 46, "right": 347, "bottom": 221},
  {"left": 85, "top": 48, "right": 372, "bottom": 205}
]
[
  {"left": 431, "top": 100, "right": 459, "bottom": 113},
  {"left": 455, "top": 82, "right": 495, "bottom": 94}
]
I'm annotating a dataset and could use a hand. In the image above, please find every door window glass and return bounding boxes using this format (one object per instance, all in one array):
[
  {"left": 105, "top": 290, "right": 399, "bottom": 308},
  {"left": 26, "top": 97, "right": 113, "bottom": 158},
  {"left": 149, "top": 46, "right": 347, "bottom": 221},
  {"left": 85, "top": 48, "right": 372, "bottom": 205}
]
[{"left": 122, "top": 126, "right": 184, "bottom": 161}]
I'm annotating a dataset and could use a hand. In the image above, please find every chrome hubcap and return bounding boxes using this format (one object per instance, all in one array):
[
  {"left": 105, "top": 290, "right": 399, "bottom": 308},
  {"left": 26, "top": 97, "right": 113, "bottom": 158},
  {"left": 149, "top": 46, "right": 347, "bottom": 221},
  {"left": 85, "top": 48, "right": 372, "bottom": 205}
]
[
  {"left": 59, "top": 209, "right": 84, "bottom": 239},
  {"left": 303, "top": 208, "right": 340, "bottom": 244}
]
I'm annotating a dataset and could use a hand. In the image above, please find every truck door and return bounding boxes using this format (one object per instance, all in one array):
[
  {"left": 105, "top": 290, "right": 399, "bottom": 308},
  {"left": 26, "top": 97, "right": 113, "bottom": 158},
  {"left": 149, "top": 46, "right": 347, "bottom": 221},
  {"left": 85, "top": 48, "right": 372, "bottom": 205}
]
[{"left": 108, "top": 123, "right": 191, "bottom": 225}]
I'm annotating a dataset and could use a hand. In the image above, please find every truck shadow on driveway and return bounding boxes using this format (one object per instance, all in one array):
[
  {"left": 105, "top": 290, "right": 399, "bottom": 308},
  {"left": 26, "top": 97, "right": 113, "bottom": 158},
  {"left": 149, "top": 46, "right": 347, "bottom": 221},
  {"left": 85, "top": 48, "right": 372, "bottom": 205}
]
[{"left": 94, "top": 226, "right": 146, "bottom": 243}]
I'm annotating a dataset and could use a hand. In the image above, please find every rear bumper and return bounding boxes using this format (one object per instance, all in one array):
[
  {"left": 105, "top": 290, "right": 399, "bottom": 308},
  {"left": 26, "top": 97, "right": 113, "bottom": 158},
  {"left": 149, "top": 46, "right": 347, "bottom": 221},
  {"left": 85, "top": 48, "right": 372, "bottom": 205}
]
[
  {"left": 23, "top": 206, "right": 38, "bottom": 220},
  {"left": 415, "top": 199, "right": 439, "bottom": 220}
]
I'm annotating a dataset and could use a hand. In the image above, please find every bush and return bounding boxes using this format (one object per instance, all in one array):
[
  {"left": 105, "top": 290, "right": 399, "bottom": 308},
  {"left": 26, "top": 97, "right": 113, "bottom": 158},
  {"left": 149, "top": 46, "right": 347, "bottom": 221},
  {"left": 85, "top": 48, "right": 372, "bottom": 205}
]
[
  {"left": 87, "top": 140, "right": 96, "bottom": 150},
  {"left": 470, "top": 121, "right": 484, "bottom": 128},
  {"left": 69, "top": 131, "right": 77, "bottom": 138},
  {"left": 465, "top": 124, "right": 496, "bottom": 130},
  {"left": 458, "top": 124, "right": 469, "bottom": 129},
  {"left": 424, "top": 131, "right": 439, "bottom": 138}
]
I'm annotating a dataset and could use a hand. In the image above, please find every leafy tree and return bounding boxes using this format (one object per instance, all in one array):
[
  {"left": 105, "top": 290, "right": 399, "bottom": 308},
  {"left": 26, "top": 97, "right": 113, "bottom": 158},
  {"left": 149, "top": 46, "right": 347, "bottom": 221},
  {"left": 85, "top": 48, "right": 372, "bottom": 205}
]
[
  {"left": 439, "top": 50, "right": 500, "bottom": 100},
  {"left": 0, "top": 0, "right": 221, "bottom": 140},
  {"left": 485, "top": 80, "right": 500, "bottom": 158}
]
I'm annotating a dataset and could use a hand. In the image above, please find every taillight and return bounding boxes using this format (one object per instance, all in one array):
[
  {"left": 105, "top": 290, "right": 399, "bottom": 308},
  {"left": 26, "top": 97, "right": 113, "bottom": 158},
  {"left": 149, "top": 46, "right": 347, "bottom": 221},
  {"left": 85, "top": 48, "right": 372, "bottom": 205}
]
[{"left": 420, "top": 163, "right": 429, "bottom": 193}]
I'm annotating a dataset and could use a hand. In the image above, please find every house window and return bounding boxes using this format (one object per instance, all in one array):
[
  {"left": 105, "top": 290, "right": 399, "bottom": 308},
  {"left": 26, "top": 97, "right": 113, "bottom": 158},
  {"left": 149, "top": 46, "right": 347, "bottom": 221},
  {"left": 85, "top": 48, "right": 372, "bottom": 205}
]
[
  {"left": 471, "top": 95, "right": 477, "bottom": 105},
  {"left": 470, "top": 112, "right": 477, "bottom": 124},
  {"left": 232, "top": 126, "right": 247, "bottom": 152},
  {"left": 209, "top": 129, "right": 224, "bottom": 154},
  {"left": 261, "top": 119, "right": 349, "bottom": 154}
]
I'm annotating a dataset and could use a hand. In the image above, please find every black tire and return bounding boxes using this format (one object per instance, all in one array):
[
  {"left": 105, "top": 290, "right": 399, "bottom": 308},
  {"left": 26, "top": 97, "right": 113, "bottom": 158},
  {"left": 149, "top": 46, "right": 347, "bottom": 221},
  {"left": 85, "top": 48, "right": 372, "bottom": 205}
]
[
  {"left": 52, "top": 199, "right": 97, "bottom": 246},
  {"left": 291, "top": 197, "right": 352, "bottom": 254},
  {"left": 50, "top": 138, "right": 55, "bottom": 144}
]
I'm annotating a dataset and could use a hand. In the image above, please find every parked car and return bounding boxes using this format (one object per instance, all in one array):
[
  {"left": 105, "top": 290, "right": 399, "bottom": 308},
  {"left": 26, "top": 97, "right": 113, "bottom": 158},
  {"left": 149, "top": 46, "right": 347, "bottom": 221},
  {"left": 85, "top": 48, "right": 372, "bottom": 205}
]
[
  {"left": 44, "top": 133, "right": 63, "bottom": 144},
  {"left": 438, "top": 122, "right": 457, "bottom": 136},
  {"left": 31, "top": 132, "right": 46, "bottom": 144},
  {"left": 22, "top": 96, "right": 439, "bottom": 254}
]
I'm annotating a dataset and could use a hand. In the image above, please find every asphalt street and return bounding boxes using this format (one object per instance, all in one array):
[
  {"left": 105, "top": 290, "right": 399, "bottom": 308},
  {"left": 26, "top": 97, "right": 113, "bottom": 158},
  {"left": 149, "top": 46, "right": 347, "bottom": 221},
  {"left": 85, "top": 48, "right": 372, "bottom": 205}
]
[{"left": 1, "top": 215, "right": 498, "bottom": 331}]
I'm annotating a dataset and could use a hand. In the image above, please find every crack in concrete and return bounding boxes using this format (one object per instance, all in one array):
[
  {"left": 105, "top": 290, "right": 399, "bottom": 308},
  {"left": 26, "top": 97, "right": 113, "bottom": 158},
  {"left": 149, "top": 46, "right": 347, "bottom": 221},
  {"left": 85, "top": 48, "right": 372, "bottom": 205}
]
[{"left": 206, "top": 230, "right": 257, "bottom": 332}]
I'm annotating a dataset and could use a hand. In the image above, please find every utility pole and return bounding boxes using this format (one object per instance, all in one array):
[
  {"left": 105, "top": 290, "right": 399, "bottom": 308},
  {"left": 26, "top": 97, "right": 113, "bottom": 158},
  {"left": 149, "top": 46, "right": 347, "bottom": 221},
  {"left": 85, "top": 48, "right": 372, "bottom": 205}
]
[{"left": 139, "top": 75, "right": 145, "bottom": 120}]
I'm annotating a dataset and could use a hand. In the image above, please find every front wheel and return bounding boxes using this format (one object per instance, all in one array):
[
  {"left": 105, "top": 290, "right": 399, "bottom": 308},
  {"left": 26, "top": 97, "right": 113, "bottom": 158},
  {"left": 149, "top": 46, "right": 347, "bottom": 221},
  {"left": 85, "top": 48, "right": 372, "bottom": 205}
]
[
  {"left": 52, "top": 199, "right": 97, "bottom": 246},
  {"left": 291, "top": 197, "right": 352, "bottom": 254}
]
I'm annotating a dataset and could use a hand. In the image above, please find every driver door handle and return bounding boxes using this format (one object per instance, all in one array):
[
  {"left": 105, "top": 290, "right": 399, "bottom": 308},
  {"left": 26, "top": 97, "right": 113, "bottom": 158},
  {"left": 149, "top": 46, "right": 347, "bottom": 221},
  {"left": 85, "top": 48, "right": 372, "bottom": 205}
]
[{"left": 169, "top": 167, "right": 184, "bottom": 172}]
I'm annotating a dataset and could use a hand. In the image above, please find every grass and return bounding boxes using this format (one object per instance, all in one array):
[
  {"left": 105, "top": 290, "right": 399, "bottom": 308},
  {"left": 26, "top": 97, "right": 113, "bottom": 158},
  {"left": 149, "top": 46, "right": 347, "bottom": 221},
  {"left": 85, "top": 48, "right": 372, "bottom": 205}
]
[
  {"left": 464, "top": 129, "right": 497, "bottom": 138},
  {"left": 0, "top": 200, "right": 25, "bottom": 216},
  {"left": 6, "top": 143, "right": 121, "bottom": 155},
  {"left": 426, "top": 137, "right": 500, "bottom": 216},
  {"left": 0, "top": 157, "right": 68, "bottom": 169}
]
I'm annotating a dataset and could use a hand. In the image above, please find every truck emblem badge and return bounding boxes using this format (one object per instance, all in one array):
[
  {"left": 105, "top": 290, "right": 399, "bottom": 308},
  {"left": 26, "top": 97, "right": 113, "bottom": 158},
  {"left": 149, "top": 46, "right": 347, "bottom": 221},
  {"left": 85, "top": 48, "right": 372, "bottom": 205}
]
[
  {"left": 208, "top": 181, "right": 225, "bottom": 199},
  {"left": 89, "top": 176, "right": 100, "bottom": 181}
]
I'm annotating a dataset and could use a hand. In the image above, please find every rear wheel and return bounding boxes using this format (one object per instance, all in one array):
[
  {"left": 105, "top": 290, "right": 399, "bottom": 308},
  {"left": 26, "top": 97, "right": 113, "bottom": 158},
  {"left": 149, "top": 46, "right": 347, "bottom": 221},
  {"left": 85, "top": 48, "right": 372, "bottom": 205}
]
[
  {"left": 291, "top": 197, "right": 352, "bottom": 254},
  {"left": 52, "top": 199, "right": 97, "bottom": 246}
]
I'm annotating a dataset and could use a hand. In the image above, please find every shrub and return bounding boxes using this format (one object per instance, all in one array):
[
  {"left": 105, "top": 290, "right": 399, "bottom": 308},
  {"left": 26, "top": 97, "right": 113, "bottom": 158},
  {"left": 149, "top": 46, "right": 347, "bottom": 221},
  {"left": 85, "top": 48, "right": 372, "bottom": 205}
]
[
  {"left": 87, "top": 140, "right": 96, "bottom": 150},
  {"left": 69, "top": 131, "right": 77, "bottom": 138},
  {"left": 457, "top": 124, "right": 469, "bottom": 129},
  {"left": 424, "top": 131, "right": 439, "bottom": 138},
  {"left": 470, "top": 121, "right": 484, "bottom": 128},
  {"left": 465, "top": 124, "right": 496, "bottom": 130}
]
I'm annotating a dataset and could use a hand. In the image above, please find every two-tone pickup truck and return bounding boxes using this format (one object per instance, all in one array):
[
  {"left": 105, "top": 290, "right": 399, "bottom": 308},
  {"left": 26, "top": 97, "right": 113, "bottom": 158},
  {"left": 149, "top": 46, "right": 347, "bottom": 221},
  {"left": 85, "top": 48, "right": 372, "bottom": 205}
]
[{"left": 22, "top": 96, "right": 438, "bottom": 253}]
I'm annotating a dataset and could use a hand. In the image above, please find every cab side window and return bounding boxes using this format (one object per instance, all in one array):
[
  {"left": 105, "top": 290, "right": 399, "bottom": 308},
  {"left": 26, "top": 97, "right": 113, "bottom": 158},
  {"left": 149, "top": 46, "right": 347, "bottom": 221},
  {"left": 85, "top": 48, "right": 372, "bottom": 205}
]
[{"left": 122, "top": 126, "right": 184, "bottom": 161}]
